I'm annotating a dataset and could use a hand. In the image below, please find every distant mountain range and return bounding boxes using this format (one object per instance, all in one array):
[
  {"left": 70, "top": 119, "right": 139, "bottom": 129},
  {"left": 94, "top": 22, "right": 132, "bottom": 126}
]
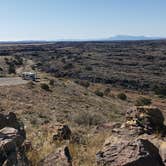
[
  {"left": 0, "top": 35, "right": 165, "bottom": 43},
  {"left": 108, "top": 35, "right": 164, "bottom": 41}
]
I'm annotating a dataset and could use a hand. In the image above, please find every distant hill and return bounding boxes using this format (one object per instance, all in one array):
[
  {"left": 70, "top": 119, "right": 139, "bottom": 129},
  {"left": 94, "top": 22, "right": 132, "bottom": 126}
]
[{"left": 108, "top": 35, "right": 163, "bottom": 41}]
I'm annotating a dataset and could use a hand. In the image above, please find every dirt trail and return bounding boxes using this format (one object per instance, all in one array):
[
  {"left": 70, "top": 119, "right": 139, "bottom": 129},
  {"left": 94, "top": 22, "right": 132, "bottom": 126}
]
[{"left": 0, "top": 77, "right": 27, "bottom": 86}]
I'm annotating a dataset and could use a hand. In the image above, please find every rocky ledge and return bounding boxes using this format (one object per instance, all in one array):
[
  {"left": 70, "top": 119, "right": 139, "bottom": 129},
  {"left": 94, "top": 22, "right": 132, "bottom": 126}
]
[
  {"left": 0, "top": 112, "right": 30, "bottom": 166},
  {"left": 96, "top": 106, "right": 166, "bottom": 166}
]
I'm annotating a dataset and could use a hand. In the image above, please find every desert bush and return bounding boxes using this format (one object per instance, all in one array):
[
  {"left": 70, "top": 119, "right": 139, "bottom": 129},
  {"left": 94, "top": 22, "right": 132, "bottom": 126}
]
[
  {"left": 63, "top": 63, "right": 74, "bottom": 70},
  {"left": 95, "top": 90, "right": 104, "bottom": 97},
  {"left": 49, "top": 79, "right": 55, "bottom": 86},
  {"left": 4, "top": 57, "right": 9, "bottom": 64},
  {"left": 153, "top": 85, "right": 166, "bottom": 97},
  {"left": 8, "top": 63, "right": 16, "bottom": 74},
  {"left": 40, "top": 83, "right": 50, "bottom": 91},
  {"left": 117, "top": 93, "right": 127, "bottom": 100},
  {"left": 104, "top": 88, "right": 111, "bottom": 96},
  {"left": 75, "top": 80, "right": 90, "bottom": 88},
  {"left": 135, "top": 97, "right": 152, "bottom": 106},
  {"left": 14, "top": 56, "right": 23, "bottom": 65},
  {"left": 73, "top": 112, "right": 106, "bottom": 126},
  {"left": 85, "top": 66, "right": 93, "bottom": 71}
]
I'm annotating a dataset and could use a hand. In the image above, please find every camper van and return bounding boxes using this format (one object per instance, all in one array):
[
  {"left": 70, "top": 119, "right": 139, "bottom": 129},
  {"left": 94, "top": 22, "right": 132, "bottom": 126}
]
[{"left": 22, "top": 72, "right": 36, "bottom": 81}]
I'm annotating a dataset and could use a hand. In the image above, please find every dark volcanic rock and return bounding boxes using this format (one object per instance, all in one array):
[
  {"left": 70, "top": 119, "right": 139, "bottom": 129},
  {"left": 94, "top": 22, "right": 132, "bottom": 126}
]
[
  {"left": 52, "top": 124, "right": 71, "bottom": 141},
  {"left": 96, "top": 139, "right": 165, "bottom": 166}
]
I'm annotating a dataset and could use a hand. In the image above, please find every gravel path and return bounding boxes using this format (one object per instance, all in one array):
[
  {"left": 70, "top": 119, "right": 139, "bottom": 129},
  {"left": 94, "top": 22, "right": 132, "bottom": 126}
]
[{"left": 0, "top": 77, "right": 28, "bottom": 86}]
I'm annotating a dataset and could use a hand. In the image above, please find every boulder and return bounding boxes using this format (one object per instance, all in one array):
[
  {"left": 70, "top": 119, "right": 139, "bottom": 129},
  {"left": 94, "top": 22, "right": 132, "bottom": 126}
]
[
  {"left": 159, "top": 142, "right": 166, "bottom": 165},
  {"left": 96, "top": 138, "right": 165, "bottom": 166},
  {"left": 125, "top": 106, "right": 165, "bottom": 134},
  {"left": 0, "top": 112, "right": 26, "bottom": 139},
  {"left": 39, "top": 146, "right": 72, "bottom": 166},
  {"left": 0, "top": 112, "right": 30, "bottom": 166},
  {"left": 52, "top": 124, "right": 71, "bottom": 141}
]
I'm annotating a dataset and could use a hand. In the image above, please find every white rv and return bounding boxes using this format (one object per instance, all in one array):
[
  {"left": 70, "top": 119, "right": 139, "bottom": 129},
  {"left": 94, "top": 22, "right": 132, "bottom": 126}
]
[{"left": 22, "top": 72, "right": 36, "bottom": 81}]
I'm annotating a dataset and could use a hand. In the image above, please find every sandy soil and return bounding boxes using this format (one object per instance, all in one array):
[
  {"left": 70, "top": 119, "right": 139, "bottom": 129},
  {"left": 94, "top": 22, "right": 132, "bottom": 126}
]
[{"left": 0, "top": 77, "right": 27, "bottom": 86}]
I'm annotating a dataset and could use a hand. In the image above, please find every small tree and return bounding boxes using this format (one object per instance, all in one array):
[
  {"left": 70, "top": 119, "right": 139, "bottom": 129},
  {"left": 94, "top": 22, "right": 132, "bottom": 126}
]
[
  {"left": 95, "top": 90, "right": 104, "bottom": 97},
  {"left": 40, "top": 83, "right": 50, "bottom": 91},
  {"left": 8, "top": 64, "right": 16, "bottom": 74},
  {"left": 117, "top": 93, "right": 127, "bottom": 100}
]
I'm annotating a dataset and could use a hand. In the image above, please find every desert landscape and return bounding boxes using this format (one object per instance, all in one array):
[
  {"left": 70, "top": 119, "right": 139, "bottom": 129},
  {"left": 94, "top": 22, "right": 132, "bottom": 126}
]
[{"left": 0, "top": 40, "right": 165, "bottom": 165}]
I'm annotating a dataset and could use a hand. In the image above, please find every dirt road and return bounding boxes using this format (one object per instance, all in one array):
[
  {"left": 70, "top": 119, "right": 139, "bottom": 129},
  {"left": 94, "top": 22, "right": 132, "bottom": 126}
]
[{"left": 0, "top": 77, "right": 28, "bottom": 86}]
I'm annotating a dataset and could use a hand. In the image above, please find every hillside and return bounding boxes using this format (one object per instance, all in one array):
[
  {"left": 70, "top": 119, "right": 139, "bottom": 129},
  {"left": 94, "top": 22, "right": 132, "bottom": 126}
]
[{"left": 0, "top": 41, "right": 165, "bottom": 165}]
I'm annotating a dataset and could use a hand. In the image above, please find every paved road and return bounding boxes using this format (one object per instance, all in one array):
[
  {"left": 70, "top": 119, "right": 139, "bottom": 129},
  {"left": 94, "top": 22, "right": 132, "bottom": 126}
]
[{"left": 0, "top": 77, "right": 28, "bottom": 86}]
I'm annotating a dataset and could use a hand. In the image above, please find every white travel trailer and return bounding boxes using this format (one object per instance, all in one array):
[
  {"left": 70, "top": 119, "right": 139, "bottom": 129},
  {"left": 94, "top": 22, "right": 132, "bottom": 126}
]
[{"left": 22, "top": 72, "right": 36, "bottom": 81}]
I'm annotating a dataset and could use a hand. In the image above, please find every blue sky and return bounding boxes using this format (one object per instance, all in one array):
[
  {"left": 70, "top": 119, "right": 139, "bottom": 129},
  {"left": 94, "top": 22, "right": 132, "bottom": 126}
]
[{"left": 0, "top": 0, "right": 166, "bottom": 41}]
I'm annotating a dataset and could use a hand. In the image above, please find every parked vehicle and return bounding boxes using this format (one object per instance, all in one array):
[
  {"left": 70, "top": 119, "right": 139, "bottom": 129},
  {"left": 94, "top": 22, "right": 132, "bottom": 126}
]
[{"left": 22, "top": 72, "right": 36, "bottom": 81}]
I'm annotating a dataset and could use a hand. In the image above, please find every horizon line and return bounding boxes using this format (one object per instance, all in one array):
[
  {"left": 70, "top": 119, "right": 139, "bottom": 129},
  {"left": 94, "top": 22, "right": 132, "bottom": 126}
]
[{"left": 0, "top": 35, "right": 166, "bottom": 43}]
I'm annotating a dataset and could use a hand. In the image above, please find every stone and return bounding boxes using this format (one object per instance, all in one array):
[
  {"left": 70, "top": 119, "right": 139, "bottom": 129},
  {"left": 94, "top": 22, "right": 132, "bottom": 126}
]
[
  {"left": 125, "top": 106, "right": 165, "bottom": 134},
  {"left": 0, "top": 112, "right": 30, "bottom": 166},
  {"left": 159, "top": 142, "right": 166, "bottom": 165},
  {"left": 96, "top": 138, "right": 165, "bottom": 166},
  {"left": 53, "top": 124, "right": 71, "bottom": 141},
  {"left": 0, "top": 112, "right": 26, "bottom": 139},
  {"left": 39, "top": 146, "right": 72, "bottom": 166}
]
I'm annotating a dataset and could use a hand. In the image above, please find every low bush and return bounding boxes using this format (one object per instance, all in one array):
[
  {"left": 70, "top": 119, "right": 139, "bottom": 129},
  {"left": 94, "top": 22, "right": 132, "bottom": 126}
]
[
  {"left": 49, "top": 79, "right": 55, "bottom": 86},
  {"left": 75, "top": 80, "right": 90, "bottom": 88},
  {"left": 40, "top": 83, "right": 50, "bottom": 91},
  {"left": 135, "top": 97, "right": 152, "bottom": 106},
  {"left": 85, "top": 66, "right": 93, "bottom": 71},
  {"left": 95, "top": 90, "right": 104, "bottom": 97},
  {"left": 63, "top": 63, "right": 74, "bottom": 70},
  {"left": 117, "top": 93, "right": 127, "bottom": 100},
  {"left": 8, "top": 63, "right": 16, "bottom": 74},
  {"left": 153, "top": 85, "right": 166, "bottom": 97}
]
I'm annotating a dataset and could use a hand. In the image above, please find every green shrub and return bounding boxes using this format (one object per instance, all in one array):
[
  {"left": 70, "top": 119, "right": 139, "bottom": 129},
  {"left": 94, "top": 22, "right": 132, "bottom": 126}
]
[
  {"left": 153, "top": 85, "right": 166, "bottom": 97},
  {"left": 135, "top": 97, "right": 152, "bottom": 106},
  {"left": 14, "top": 56, "right": 23, "bottom": 65},
  {"left": 63, "top": 63, "right": 74, "bottom": 70},
  {"left": 40, "top": 83, "right": 50, "bottom": 91},
  {"left": 49, "top": 79, "right": 55, "bottom": 86},
  {"left": 95, "top": 90, "right": 104, "bottom": 97},
  {"left": 8, "top": 64, "right": 16, "bottom": 74},
  {"left": 85, "top": 66, "right": 93, "bottom": 71},
  {"left": 117, "top": 93, "right": 127, "bottom": 100}
]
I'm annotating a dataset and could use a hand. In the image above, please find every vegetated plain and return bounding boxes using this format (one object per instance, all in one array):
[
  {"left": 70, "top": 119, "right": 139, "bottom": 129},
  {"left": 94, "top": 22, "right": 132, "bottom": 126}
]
[{"left": 0, "top": 40, "right": 165, "bottom": 165}]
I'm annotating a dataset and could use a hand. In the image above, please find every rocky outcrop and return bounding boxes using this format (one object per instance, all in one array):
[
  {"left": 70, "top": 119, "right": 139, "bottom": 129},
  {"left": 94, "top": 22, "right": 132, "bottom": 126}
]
[
  {"left": 52, "top": 124, "right": 71, "bottom": 141},
  {"left": 0, "top": 112, "right": 30, "bottom": 166},
  {"left": 0, "top": 112, "right": 26, "bottom": 138},
  {"left": 97, "top": 139, "right": 164, "bottom": 166},
  {"left": 125, "top": 106, "right": 165, "bottom": 134},
  {"left": 160, "top": 142, "right": 166, "bottom": 165},
  {"left": 96, "top": 106, "right": 166, "bottom": 165},
  {"left": 39, "top": 146, "right": 72, "bottom": 166}
]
